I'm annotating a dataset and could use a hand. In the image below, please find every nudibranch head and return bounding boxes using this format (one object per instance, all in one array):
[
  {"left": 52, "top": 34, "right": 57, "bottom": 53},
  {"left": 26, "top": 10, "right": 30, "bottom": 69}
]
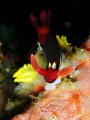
[
  {"left": 30, "top": 54, "right": 75, "bottom": 83},
  {"left": 30, "top": 54, "right": 58, "bottom": 83}
]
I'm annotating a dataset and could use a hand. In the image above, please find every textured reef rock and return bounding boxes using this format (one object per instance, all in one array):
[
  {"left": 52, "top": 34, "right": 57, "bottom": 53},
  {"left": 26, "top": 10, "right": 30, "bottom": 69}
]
[{"left": 12, "top": 37, "right": 90, "bottom": 119}]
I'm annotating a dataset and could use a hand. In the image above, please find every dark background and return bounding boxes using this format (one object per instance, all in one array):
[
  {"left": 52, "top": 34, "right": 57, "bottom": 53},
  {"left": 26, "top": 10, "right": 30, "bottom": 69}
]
[
  {"left": 0, "top": 0, "right": 90, "bottom": 58},
  {"left": 0, "top": 1, "right": 90, "bottom": 119}
]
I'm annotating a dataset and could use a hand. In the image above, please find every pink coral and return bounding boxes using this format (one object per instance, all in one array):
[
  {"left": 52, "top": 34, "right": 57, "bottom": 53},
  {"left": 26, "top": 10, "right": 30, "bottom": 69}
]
[
  {"left": 12, "top": 37, "right": 90, "bottom": 120},
  {"left": 12, "top": 87, "right": 90, "bottom": 119},
  {"left": 12, "top": 89, "right": 82, "bottom": 120}
]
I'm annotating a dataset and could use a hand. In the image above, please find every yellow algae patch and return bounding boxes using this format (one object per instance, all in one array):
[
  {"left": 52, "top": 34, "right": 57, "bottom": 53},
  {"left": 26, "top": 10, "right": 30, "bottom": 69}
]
[
  {"left": 56, "top": 35, "right": 71, "bottom": 49},
  {"left": 13, "top": 64, "right": 37, "bottom": 83}
]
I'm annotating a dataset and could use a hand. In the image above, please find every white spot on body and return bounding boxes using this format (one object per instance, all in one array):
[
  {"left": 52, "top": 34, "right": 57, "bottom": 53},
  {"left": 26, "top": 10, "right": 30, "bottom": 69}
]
[{"left": 52, "top": 62, "right": 56, "bottom": 69}]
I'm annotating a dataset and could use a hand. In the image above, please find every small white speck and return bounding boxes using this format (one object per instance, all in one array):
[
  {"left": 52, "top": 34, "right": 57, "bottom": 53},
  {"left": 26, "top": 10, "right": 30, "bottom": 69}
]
[
  {"left": 45, "top": 83, "right": 56, "bottom": 90},
  {"left": 15, "top": 85, "right": 20, "bottom": 90},
  {"left": 52, "top": 62, "right": 56, "bottom": 69},
  {"left": 6, "top": 68, "right": 9, "bottom": 72},
  {"left": 81, "top": 48, "right": 84, "bottom": 51}
]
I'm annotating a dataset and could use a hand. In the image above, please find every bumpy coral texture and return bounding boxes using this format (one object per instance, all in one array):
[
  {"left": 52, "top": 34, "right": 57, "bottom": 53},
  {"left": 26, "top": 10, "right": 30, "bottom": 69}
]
[
  {"left": 12, "top": 37, "right": 90, "bottom": 120},
  {"left": 12, "top": 87, "right": 90, "bottom": 120}
]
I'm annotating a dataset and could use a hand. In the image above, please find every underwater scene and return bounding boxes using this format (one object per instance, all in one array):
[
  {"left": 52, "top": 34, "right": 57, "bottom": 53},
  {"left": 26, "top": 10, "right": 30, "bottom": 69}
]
[{"left": 1, "top": 1, "right": 90, "bottom": 120}]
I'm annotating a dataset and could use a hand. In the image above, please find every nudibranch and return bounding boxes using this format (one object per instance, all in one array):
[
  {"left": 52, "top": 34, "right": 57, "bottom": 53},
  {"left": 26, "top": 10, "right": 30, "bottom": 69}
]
[{"left": 30, "top": 10, "right": 75, "bottom": 83}]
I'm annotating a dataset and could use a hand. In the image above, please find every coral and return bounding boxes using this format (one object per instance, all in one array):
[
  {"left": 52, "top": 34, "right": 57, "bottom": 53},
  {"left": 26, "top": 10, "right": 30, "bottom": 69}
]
[
  {"left": 13, "top": 37, "right": 89, "bottom": 96},
  {"left": 12, "top": 37, "right": 90, "bottom": 120},
  {"left": 77, "top": 63, "right": 90, "bottom": 95},
  {"left": 12, "top": 80, "right": 90, "bottom": 119}
]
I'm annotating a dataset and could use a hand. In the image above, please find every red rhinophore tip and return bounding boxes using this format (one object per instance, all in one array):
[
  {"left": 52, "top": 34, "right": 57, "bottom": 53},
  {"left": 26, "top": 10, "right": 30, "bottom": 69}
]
[
  {"left": 30, "top": 13, "right": 36, "bottom": 22},
  {"left": 59, "top": 66, "right": 75, "bottom": 77},
  {"left": 40, "top": 10, "right": 47, "bottom": 26},
  {"left": 30, "top": 13, "right": 39, "bottom": 29},
  {"left": 47, "top": 9, "right": 51, "bottom": 25},
  {"left": 30, "top": 10, "right": 51, "bottom": 35}
]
